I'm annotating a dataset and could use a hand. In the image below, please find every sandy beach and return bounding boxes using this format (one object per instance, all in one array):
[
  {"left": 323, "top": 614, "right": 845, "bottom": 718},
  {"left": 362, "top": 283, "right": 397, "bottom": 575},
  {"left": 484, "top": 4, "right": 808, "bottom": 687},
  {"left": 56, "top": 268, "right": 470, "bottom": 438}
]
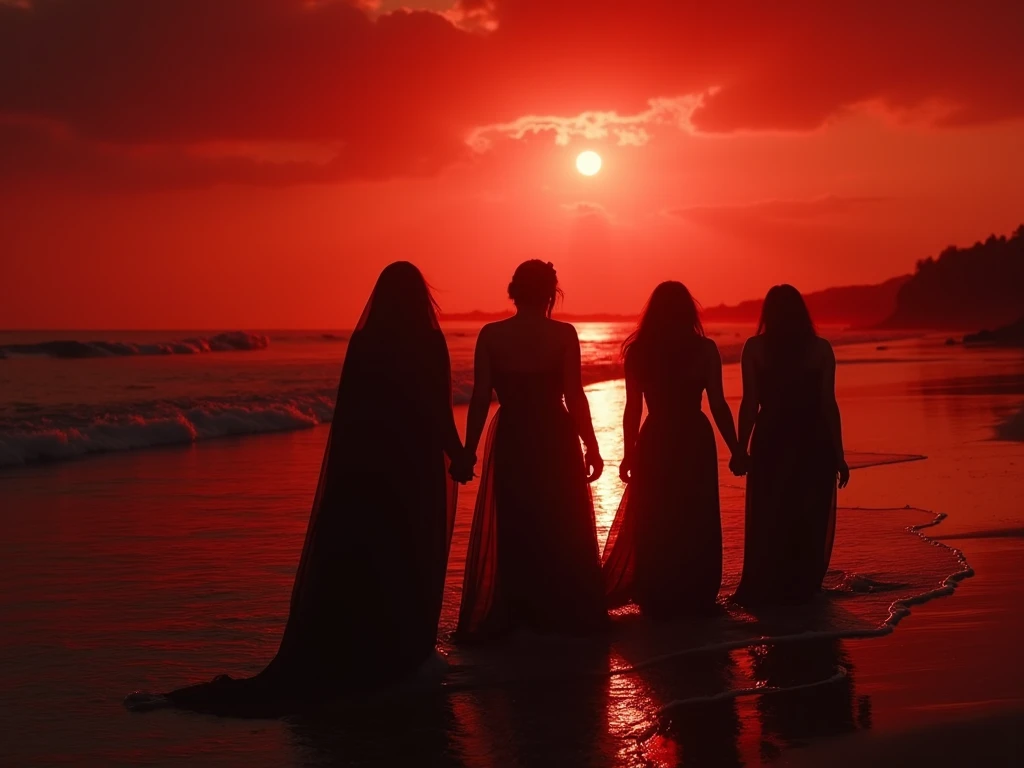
[{"left": 1, "top": 334, "right": 1022, "bottom": 766}]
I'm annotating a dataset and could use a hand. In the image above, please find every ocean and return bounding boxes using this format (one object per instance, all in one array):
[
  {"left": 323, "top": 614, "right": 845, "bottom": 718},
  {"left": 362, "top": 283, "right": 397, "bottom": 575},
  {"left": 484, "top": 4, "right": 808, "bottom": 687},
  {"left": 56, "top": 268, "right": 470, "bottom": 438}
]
[
  {"left": 0, "top": 322, "right": 898, "bottom": 468},
  {"left": 1, "top": 325, "right": 1022, "bottom": 766}
]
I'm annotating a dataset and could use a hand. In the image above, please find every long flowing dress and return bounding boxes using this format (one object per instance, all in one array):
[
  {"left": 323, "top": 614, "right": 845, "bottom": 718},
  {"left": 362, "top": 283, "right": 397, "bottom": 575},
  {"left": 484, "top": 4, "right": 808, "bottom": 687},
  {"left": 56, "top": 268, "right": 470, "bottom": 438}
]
[
  {"left": 735, "top": 349, "right": 837, "bottom": 606},
  {"left": 602, "top": 342, "right": 723, "bottom": 617},
  {"left": 457, "top": 365, "right": 607, "bottom": 639},
  {"left": 145, "top": 325, "right": 459, "bottom": 717}
]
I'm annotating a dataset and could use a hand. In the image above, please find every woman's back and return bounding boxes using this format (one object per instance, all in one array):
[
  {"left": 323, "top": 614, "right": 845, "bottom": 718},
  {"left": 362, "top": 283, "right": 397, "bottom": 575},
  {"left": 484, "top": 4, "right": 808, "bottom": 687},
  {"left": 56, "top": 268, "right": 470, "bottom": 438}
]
[
  {"left": 749, "top": 336, "right": 831, "bottom": 444},
  {"left": 628, "top": 336, "right": 709, "bottom": 416},
  {"left": 737, "top": 333, "right": 840, "bottom": 606},
  {"left": 457, "top": 262, "right": 606, "bottom": 639},
  {"left": 481, "top": 316, "right": 574, "bottom": 411},
  {"left": 603, "top": 287, "right": 735, "bottom": 618}
]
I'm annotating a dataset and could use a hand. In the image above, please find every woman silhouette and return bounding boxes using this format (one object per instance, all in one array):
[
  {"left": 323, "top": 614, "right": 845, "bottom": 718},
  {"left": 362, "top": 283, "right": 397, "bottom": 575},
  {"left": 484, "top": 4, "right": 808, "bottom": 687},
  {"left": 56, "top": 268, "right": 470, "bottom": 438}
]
[
  {"left": 602, "top": 281, "right": 742, "bottom": 617},
  {"left": 734, "top": 284, "right": 850, "bottom": 606},
  {"left": 129, "top": 262, "right": 465, "bottom": 716},
  {"left": 456, "top": 260, "right": 607, "bottom": 639}
]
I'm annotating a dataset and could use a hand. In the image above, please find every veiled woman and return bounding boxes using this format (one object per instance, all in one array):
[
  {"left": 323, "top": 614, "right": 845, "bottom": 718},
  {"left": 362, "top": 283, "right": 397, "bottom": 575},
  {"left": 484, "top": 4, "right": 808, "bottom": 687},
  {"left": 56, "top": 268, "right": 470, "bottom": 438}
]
[{"left": 127, "top": 262, "right": 464, "bottom": 716}]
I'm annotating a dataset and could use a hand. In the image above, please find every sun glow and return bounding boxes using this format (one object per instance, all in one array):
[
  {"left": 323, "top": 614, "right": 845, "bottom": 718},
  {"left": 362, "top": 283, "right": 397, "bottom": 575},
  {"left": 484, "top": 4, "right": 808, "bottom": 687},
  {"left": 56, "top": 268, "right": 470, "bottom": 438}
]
[{"left": 575, "top": 150, "right": 602, "bottom": 176}]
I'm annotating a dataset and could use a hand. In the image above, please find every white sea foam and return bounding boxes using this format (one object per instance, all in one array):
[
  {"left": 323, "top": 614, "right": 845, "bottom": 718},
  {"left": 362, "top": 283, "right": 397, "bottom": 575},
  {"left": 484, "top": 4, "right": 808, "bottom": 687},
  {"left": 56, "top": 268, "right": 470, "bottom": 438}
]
[
  {"left": 600, "top": 507, "right": 972, "bottom": 679},
  {"left": 0, "top": 359, "right": 624, "bottom": 466},
  {"left": 0, "top": 394, "right": 335, "bottom": 467},
  {"left": 444, "top": 505, "right": 971, "bottom": 701}
]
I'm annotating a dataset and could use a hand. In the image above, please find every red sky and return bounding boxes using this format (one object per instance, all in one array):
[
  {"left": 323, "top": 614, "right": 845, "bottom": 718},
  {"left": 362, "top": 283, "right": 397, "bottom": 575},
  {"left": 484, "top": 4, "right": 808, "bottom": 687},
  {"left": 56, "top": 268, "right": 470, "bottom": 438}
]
[{"left": 1, "top": 0, "right": 1022, "bottom": 328}]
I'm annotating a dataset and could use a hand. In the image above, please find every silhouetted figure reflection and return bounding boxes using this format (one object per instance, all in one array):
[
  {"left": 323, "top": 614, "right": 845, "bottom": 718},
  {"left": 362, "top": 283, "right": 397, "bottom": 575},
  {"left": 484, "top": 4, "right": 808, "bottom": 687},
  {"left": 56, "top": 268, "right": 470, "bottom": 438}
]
[
  {"left": 133, "top": 262, "right": 465, "bottom": 716},
  {"left": 634, "top": 650, "right": 743, "bottom": 768},
  {"left": 457, "top": 260, "right": 607, "bottom": 639},
  {"left": 751, "top": 638, "right": 864, "bottom": 760},
  {"left": 451, "top": 644, "right": 615, "bottom": 767},
  {"left": 286, "top": 692, "right": 460, "bottom": 767},
  {"left": 735, "top": 285, "right": 850, "bottom": 606},
  {"left": 603, "top": 282, "right": 743, "bottom": 617}
]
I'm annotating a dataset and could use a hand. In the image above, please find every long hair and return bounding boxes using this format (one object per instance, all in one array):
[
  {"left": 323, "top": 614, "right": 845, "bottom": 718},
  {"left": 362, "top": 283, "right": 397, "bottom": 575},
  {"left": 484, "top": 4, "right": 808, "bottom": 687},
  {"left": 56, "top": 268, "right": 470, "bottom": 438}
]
[
  {"left": 757, "top": 284, "right": 816, "bottom": 352},
  {"left": 508, "top": 260, "right": 562, "bottom": 318},
  {"left": 622, "top": 281, "right": 705, "bottom": 360},
  {"left": 359, "top": 261, "right": 441, "bottom": 333}
]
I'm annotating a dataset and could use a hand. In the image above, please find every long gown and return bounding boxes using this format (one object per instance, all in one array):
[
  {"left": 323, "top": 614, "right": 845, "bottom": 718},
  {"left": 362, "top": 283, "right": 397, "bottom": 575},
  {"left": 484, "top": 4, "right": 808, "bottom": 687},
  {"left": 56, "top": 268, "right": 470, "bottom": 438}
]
[
  {"left": 734, "top": 347, "right": 837, "bottom": 606},
  {"left": 142, "top": 326, "right": 459, "bottom": 717},
  {"left": 457, "top": 365, "right": 607, "bottom": 639},
  {"left": 602, "top": 342, "right": 723, "bottom": 617}
]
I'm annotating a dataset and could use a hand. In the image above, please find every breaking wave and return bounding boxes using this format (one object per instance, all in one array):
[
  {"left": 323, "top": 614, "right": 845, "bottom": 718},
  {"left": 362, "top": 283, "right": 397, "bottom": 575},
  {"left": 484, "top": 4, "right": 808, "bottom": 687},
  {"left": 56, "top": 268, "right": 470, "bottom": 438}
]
[
  {"left": 0, "top": 391, "right": 335, "bottom": 467},
  {"left": 0, "top": 356, "right": 625, "bottom": 467},
  {"left": 0, "top": 331, "right": 269, "bottom": 359}
]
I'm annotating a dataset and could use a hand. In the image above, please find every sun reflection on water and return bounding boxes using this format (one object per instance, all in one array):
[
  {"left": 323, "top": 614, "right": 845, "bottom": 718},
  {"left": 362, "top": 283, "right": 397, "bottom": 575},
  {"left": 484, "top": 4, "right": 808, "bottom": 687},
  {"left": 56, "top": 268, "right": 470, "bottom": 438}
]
[{"left": 583, "top": 379, "right": 629, "bottom": 542}]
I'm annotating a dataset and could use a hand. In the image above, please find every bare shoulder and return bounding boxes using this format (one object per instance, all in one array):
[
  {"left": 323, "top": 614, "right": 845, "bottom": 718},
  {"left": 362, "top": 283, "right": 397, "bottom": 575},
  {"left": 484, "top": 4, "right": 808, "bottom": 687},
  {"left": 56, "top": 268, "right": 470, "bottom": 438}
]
[
  {"left": 477, "top": 320, "right": 504, "bottom": 345},
  {"left": 701, "top": 336, "right": 720, "bottom": 356},
  {"left": 742, "top": 335, "right": 764, "bottom": 359},
  {"left": 551, "top": 319, "right": 580, "bottom": 342},
  {"left": 814, "top": 336, "right": 836, "bottom": 362}
]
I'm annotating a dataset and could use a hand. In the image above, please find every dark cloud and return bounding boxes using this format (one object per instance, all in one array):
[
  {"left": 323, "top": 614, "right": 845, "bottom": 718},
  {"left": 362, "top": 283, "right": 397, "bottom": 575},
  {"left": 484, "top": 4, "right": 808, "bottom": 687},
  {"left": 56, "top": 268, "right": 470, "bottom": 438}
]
[{"left": 1, "top": 0, "right": 1021, "bottom": 187}]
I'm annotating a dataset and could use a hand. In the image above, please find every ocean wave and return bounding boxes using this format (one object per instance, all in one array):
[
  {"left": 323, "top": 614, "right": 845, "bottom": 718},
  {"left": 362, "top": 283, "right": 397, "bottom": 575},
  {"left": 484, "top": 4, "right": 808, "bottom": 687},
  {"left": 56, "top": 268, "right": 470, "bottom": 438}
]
[
  {"left": 0, "top": 392, "right": 335, "bottom": 467},
  {"left": 0, "top": 356, "right": 626, "bottom": 466},
  {"left": 0, "top": 331, "right": 269, "bottom": 360}
]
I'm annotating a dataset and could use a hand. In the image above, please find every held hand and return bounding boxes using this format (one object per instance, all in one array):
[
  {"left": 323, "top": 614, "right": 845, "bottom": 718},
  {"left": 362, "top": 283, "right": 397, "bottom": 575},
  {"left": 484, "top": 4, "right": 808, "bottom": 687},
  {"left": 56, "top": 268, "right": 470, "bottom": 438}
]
[
  {"left": 585, "top": 450, "right": 604, "bottom": 484},
  {"left": 449, "top": 452, "right": 477, "bottom": 484},
  {"left": 728, "top": 451, "right": 749, "bottom": 477},
  {"left": 618, "top": 454, "right": 632, "bottom": 484},
  {"left": 837, "top": 459, "right": 850, "bottom": 489}
]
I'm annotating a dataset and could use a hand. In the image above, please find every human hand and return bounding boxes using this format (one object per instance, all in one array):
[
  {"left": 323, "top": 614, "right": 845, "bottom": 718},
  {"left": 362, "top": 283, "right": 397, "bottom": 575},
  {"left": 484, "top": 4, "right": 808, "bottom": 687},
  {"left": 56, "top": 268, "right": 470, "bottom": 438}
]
[
  {"left": 449, "top": 452, "right": 477, "bottom": 484},
  {"left": 618, "top": 454, "right": 632, "bottom": 483},
  {"left": 585, "top": 450, "right": 604, "bottom": 483},
  {"left": 729, "top": 451, "right": 749, "bottom": 477},
  {"left": 837, "top": 459, "right": 850, "bottom": 489}
]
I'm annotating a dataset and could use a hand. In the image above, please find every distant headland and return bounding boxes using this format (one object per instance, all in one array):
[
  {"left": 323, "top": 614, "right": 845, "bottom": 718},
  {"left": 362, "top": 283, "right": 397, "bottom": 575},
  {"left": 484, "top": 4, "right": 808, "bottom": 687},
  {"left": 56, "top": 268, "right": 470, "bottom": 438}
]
[{"left": 446, "top": 223, "right": 1023, "bottom": 331}]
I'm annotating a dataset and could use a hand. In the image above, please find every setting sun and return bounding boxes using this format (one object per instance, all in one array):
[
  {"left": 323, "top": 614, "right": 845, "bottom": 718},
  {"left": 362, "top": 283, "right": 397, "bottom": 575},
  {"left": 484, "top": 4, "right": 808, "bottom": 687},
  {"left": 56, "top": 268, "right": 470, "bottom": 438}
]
[{"left": 575, "top": 150, "right": 602, "bottom": 176}]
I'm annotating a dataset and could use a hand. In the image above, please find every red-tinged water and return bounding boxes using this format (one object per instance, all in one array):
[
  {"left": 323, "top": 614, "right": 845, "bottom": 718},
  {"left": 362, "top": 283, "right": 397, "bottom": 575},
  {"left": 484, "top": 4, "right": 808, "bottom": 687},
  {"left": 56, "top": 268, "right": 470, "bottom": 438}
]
[{"left": 1, "top": 334, "right": 1022, "bottom": 766}]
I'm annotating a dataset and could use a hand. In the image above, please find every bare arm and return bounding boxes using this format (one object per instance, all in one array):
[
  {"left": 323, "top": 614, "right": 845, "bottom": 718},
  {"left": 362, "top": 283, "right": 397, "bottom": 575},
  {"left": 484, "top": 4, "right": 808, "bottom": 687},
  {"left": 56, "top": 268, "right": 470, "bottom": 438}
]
[
  {"left": 464, "top": 327, "right": 493, "bottom": 460},
  {"left": 705, "top": 340, "right": 740, "bottom": 456},
  {"left": 821, "top": 341, "right": 849, "bottom": 487},
  {"left": 620, "top": 353, "right": 643, "bottom": 481},
  {"left": 737, "top": 339, "right": 759, "bottom": 455},
  {"left": 562, "top": 325, "right": 603, "bottom": 481}
]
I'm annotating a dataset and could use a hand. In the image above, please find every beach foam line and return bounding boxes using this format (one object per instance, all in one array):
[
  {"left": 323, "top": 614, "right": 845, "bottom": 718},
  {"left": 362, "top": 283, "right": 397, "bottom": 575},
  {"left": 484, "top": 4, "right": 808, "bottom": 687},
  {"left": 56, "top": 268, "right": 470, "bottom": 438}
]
[
  {"left": 932, "top": 526, "right": 1024, "bottom": 540},
  {"left": 624, "top": 664, "right": 851, "bottom": 743},
  {"left": 442, "top": 506, "right": 971, "bottom": 695},
  {"left": 656, "top": 664, "right": 850, "bottom": 713},
  {"left": 846, "top": 451, "right": 927, "bottom": 469},
  {"left": 602, "top": 507, "right": 972, "bottom": 679}
]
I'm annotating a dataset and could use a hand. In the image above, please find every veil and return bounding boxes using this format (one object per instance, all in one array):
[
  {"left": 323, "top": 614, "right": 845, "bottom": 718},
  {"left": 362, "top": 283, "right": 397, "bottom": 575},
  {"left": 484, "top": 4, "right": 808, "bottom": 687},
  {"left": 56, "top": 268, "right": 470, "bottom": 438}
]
[
  {"left": 141, "top": 267, "right": 459, "bottom": 715},
  {"left": 259, "top": 273, "right": 458, "bottom": 686}
]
